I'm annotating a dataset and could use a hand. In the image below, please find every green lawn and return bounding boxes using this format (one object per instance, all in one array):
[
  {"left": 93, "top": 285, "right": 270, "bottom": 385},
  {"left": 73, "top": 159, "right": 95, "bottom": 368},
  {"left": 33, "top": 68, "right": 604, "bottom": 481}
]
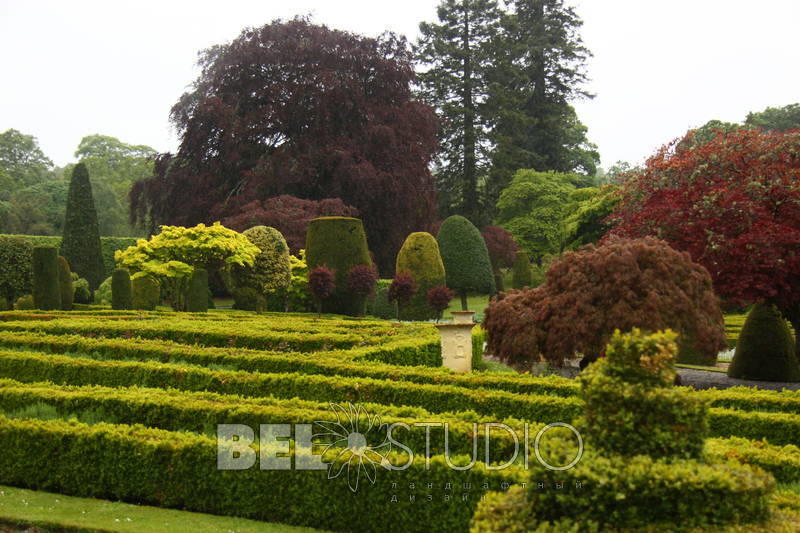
[
  {"left": 441, "top": 293, "right": 493, "bottom": 321},
  {"left": 0, "top": 485, "right": 325, "bottom": 533}
]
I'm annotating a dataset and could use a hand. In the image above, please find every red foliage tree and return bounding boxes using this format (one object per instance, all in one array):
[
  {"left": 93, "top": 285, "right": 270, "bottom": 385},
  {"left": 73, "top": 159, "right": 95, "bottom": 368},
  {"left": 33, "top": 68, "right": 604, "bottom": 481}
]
[
  {"left": 308, "top": 264, "right": 336, "bottom": 315},
  {"left": 483, "top": 237, "right": 727, "bottom": 368},
  {"left": 481, "top": 225, "right": 519, "bottom": 270},
  {"left": 427, "top": 285, "right": 454, "bottom": 321},
  {"left": 222, "top": 195, "right": 358, "bottom": 253},
  {"left": 130, "top": 18, "right": 438, "bottom": 273},
  {"left": 388, "top": 271, "right": 417, "bottom": 304},
  {"left": 347, "top": 264, "right": 378, "bottom": 296},
  {"left": 609, "top": 127, "right": 800, "bottom": 352}
]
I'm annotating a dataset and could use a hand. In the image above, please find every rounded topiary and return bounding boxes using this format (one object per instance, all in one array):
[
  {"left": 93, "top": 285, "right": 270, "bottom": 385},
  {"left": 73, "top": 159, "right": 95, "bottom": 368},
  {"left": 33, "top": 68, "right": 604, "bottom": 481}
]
[
  {"left": 436, "top": 215, "right": 495, "bottom": 310},
  {"left": 511, "top": 250, "right": 532, "bottom": 289},
  {"left": 57, "top": 256, "right": 74, "bottom": 311},
  {"left": 72, "top": 275, "right": 91, "bottom": 304},
  {"left": 305, "top": 217, "right": 372, "bottom": 316},
  {"left": 0, "top": 236, "right": 33, "bottom": 308},
  {"left": 94, "top": 276, "right": 112, "bottom": 306},
  {"left": 728, "top": 303, "right": 800, "bottom": 382},
  {"left": 111, "top": 268, "right": 132, "bottom": 310},
  {"left": 61, "top": 163, "right": 105, "bottom": 290},
  {"left": 132, "top": 276, "right": 160, "bottom": 311},
  {"left": 32, "top": 246, "right": 61, "bottom": 310},
  {"left": 186, "top": 268, "right": 209, "bottom": 312},
  {"left": 395, "top": 232, "right": 446, "bottom": 320},
  {"left": 229, "top": 226, "right": 291, "bottom": 312},
  {"left": 14, "top": 294, "right": 34, "bottom": 310}
]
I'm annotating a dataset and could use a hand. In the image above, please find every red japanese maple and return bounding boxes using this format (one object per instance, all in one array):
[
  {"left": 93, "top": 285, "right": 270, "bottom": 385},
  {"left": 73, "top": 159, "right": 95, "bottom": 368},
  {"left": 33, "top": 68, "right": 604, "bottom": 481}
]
[{"left": 609, "top": 127, "right": 800, "bottom": 341}]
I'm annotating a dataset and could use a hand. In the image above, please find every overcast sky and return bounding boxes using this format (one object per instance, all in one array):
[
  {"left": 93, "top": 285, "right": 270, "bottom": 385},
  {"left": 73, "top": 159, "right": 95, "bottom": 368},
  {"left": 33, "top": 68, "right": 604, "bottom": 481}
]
[{"left": 1, "top": 0, "right": 798, "bottom": 170}]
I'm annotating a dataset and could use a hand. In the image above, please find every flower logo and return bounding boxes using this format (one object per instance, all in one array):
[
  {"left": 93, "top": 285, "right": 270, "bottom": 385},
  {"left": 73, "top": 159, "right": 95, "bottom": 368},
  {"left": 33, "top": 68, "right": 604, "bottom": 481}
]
[{"left": 314, "top": 403, "right": 392, "bottom": 492}]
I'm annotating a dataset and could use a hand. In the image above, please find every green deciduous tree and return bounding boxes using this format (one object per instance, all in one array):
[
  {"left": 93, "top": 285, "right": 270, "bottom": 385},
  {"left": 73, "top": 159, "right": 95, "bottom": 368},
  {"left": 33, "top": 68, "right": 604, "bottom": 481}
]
[
  {"left": 61, "top": 163, "right": 105, "bottom": 290},
  {"left": 0, "top": 129, "right": 53, "bottom": 193},
  {"left": 228, "top": 226, "right": 292, "bottom": 312},
  {"left": 115, "top": 222, "right": 258, "bottom": 311},
  {"left": 745, "top": 103, "right": 800, "bottom": 132}
]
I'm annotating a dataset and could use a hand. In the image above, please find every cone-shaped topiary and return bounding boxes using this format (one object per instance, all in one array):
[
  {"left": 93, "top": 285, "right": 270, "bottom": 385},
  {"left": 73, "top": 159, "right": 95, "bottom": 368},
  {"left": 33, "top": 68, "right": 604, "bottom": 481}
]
[
  {"left": 32, "top": 246, "right": 61, "bottom": 310},
  {"left": 728, "top": 303, "right": 800, "bottom": 382},
  {"left": 229, "top": 226, "right": 291, "bottom": 312},
  {"left": 511, "top": 250, "right": 532, "bottom": 289},
  {"left": 111, "top": 268, "right": 132, "bottom": 310},
  {"left": 436, "top": 215, "right": 495, "bottom": 310},
  {"left": 61, "top": 163, "right": 105, "bottom": 290},
  {"left": 57, "top": 256, "right": 73, "bottom": 311},
  {"left": 305, "top": 217, "right": 372, "bottom": 316},
  {"left": 395, "top": 232, "right": 445, "bottom": 320},
  {"left": 186, "top": 268, "right": 209, "bottom": 312},
  {"left": 132, "top": 276, "right": 160, "bottom": 311}
]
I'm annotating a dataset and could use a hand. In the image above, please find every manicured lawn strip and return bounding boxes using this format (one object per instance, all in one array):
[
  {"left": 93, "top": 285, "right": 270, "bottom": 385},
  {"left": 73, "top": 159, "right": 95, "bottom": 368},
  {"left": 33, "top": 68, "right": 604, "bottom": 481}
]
[
  {"left": 677, "top": 363, "right": 728, "bottom": 373},
  {"left": 0, "top": 349, "right": 583, "bottom": 423},
  {"left": 0, "top": 484, "right": 326, "bottom": 533},
  {"left": 0, "top": 331, "right": 576, "bottom": 396},
  {"left": 0, "top": 416, "right": 526, "bottom": 533}
]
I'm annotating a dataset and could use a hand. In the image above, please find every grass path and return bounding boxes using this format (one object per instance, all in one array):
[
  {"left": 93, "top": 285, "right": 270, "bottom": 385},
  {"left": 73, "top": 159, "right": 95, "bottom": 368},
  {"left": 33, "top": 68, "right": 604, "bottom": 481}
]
[{"left": 0, "top": 485, "right": 325, "bottom": 533}]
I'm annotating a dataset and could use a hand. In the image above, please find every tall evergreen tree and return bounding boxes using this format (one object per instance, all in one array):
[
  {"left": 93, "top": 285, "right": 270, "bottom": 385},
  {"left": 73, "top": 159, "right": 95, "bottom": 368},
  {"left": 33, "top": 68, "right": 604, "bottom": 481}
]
[
  {"left": 415, "top": 0, "right": 502, "bottom": 225},
  {"left": 486, "top": 0, "right": 598, "bottom": 210},
  {"left": 61, "top": 163, "right": 105, "bottom": 290}
]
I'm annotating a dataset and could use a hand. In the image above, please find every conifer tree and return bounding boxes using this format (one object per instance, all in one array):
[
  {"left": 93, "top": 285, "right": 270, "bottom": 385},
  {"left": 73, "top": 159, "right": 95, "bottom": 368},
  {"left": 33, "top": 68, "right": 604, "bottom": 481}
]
[{"left": 61, "top": 163, "right": 105, "bottom": 290}]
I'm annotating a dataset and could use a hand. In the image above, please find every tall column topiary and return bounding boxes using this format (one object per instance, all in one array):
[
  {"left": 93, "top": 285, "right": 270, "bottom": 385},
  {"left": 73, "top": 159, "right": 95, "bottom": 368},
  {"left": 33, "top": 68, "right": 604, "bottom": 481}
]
[
  {"left": 511, "top": 250, "right": 532, "bottom": 289},
  {"left": 728, "top": 302, "right": 800, "bottom": 382},
  {"left": 186, "top": 268, "right": 209, "bottom": 312},
  {"left": 32, "top": 246, "right": 61, "bottom": 310},
  {"left": 111, "top": 268, "right": 132, "bottom": 310},
  {"left": 0, "top": 236, "right": 33, "bottom": 309},
  {"left": 57, "top": 256, "right": 74, "bottom": 311},
  {"left": 61, "top": 163, "right": 105, "bottom": 290},
  {"left": 305, "top": 217, "right": 372, "bottom": 316},
  {"left": 436, "top": 215, "right": 494, "bottom": 310},
  {"left": 395, "top": 232, "right": 446, "bottom": 320}
]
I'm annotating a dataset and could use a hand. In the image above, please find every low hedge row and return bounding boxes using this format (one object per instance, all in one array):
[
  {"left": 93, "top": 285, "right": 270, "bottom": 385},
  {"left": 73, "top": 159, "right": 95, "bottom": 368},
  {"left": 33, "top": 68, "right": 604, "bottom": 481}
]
[
  {"left": 0, "top": 414, "right": 525, "bottom": 533},
  {"left": 0, "top": 349, "right": 583, "bottom": 423},
  {"left": 2, "top": 378, "right": 799, "bottom": 484},
  {"left": 2, "top": 348, "right": 800, "bottom": 448},
  {"left": 0, "top": 331, "right": 572, "bottom": 395}
]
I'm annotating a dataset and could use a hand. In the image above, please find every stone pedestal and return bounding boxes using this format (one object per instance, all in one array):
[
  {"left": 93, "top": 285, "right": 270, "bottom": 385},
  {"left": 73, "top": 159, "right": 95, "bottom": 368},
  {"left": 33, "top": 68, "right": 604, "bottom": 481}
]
[{"left": 436, "top": 311, "right": 475, "bottom": 373}]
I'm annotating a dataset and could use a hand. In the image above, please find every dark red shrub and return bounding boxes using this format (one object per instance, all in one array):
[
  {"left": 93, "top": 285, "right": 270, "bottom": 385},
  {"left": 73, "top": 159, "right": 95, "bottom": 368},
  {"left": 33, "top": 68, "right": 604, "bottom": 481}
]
[
  {"left": 427, "top": 285, "right": 454, "bottom": 318},
  {"left": 388, "top": 271, "right": 417, "bottom": 304},
  {"left": 481, "top": 226, "right": 519, "bottom": 270},
  {"left": 308, "top": 265, "right": 336, "bottom": 300},
  {"left": 222, "top": 195, "right": 358, "bottom": 253},
  {"left": 347, "top": 264, "right": 378, "bottom": 296},
  {"left": 483, "top": 237, "right": 727, "bottom": 368}
]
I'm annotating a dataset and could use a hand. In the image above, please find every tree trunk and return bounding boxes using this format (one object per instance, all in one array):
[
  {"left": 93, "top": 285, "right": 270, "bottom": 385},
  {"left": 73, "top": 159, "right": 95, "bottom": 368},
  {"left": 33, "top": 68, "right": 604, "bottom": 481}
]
[
  {"left": 460, "top": 292, "right": 469, "bottom": 311},
  {"left": 462, "top": 1, "right": 478, "bottom": 221}
]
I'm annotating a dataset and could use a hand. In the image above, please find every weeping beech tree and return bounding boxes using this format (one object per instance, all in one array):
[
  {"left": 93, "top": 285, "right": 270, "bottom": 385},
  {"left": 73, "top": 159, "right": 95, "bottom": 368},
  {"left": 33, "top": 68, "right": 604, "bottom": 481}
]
[{"left": 130, "top": 18, "right": 438, "bottom": 274}]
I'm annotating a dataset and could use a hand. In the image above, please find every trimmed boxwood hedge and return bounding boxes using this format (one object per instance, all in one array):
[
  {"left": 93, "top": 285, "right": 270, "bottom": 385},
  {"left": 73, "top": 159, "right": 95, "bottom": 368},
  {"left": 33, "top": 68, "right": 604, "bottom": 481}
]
[{"left": 32, "top": 246, "right": 60, "bottom": 311}]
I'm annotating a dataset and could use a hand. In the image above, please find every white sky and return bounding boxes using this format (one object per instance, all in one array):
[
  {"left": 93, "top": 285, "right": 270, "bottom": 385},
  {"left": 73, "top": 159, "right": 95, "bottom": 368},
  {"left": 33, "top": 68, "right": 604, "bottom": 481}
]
[{"left": 1, "top": 0, "right": 798, "bottom": 170}]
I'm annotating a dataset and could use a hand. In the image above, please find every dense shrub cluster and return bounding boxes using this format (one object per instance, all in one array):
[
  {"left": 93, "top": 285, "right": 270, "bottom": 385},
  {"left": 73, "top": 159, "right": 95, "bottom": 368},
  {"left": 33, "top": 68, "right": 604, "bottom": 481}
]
[
  {"left": 228, "top": 226, "right": 291, "bottom": 312},
  {"left": 484, "top": 237, "right": 727, "bottom": 367},
  {"left": 0, "top": 236, "right": 32, "bottom": 307}
]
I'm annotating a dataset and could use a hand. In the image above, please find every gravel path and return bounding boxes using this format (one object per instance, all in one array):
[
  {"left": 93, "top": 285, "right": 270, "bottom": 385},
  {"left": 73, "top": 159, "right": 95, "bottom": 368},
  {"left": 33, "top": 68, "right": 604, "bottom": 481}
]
[{"left": 677, "top": 368, "right": 800, "bottom": 391}]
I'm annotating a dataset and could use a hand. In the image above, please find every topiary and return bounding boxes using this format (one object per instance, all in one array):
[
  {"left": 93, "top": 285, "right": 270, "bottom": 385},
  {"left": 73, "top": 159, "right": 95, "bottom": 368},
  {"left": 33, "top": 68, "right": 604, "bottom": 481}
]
[
  {"left": 111, "top": 268, "right": 132, "bottom": 310},
  {"left": 14, "top": 294, "right": 34, "bottom": 310},
  {"left": 72, "top": 275, "right": 91, "bottom": 304},
  {"left": 511, "top": 250, "right": 532, "bottom": 289},
  {"left": 395, "top": 232, "right": 446, "bottom": 320},
  {"left": 57, "top": 256, "right": 74, "bottom": 311},
  {"left": 728, "top": 302, "right": 800, "bottom": 382},
  {"left": 94, "top": 276, "right": 112, "bottom": 306},
  {"left": 32, "top": 246, "right": 61, "bottom": 310},
  {"left": 61, "top": 163, "right": 105, "bottom": 290},
  {"left": 484, "top": 237, "right": 727, "bottom": 368},
  {"left": 228, "top": 226, "right": 291, "bottom": 313},
  {"left": 305, "top": 217, "right": 372, "bottom": 316},
  {"left": 132, "top": 276, "right": 160, "bottom": 311},
  {"left": 436, "top": 215, "right": 495, "bottom": 310},
  {"left": 0, "top": 236, "right": 33, "bottom": 308},
  {"left": 186, "top": 268, "right": 209, "bottom": 312}
]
